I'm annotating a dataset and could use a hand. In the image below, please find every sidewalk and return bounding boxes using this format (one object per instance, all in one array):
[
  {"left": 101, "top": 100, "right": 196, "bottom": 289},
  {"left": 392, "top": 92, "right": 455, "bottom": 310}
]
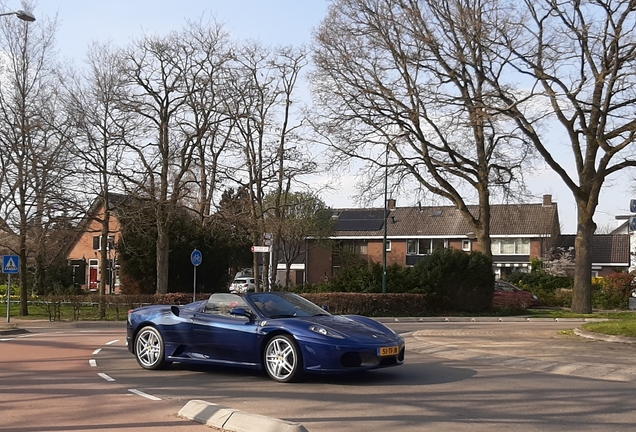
[{"left": 0, "top": 317, "right": 127, "bottom": 335}]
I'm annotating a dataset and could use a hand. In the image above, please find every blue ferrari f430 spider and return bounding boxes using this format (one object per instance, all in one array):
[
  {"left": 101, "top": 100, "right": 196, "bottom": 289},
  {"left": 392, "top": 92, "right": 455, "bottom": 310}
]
[{"left": 127, "top": 291, "right": 405, "bottom": 382}]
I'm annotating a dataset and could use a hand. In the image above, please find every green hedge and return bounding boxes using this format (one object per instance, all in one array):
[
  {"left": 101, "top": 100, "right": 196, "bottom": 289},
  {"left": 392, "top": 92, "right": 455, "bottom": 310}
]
[
  {"left": 302, "top": 292, "right": 428, "bottom": 316},
  {"left": 293, "top": 249, "right": 494, "bottom": 313},
  {"left": 411, "top": 249, "right": 494, "bottom": 312}
]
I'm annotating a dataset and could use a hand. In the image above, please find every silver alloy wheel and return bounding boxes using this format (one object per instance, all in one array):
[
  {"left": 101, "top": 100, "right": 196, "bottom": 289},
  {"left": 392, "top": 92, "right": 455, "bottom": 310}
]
[
  {"left": 264, "top": 335, "right": 301, "bottom": 382},
  {"left": 135, "top": 327, "right": 165, "bottom": 369}
]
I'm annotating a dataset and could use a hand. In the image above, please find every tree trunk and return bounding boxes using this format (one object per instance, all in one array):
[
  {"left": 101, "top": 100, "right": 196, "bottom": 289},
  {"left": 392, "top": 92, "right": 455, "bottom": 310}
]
[
  {"left": 571, "top": 210, "right": 595, "bottom": 313},
  {"left": 252, "top": 232, "right": 261, "bottom": 292},
  {"left": 99, "top": 201, "right": 110, "bottom": 319},
  {"left": 156, "top": 223, "right": 170, "bottom": 294},
  {"left": 19, "top": 231, "right": 28, "bottom": 317}
]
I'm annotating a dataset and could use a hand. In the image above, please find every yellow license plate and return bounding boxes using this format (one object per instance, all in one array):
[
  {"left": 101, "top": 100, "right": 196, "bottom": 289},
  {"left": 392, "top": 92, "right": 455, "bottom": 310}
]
[{"left": 378, "top": 346, "right": 399, "bottom": 357}]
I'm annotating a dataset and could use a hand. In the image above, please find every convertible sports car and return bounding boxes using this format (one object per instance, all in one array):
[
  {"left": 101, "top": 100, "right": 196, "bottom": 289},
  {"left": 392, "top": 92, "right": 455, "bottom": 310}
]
[{"left": 127, "top": 291, "right": 405, "bottom": 383}]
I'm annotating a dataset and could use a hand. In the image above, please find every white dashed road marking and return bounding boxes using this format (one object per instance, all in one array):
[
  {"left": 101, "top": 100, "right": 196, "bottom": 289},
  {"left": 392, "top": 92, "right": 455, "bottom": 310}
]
[
  {"left": 128, "top": 389, "right": 162, "bottom": 401},
  {"left": 98, "top": 373, "right": 115, "bottom": 382}
]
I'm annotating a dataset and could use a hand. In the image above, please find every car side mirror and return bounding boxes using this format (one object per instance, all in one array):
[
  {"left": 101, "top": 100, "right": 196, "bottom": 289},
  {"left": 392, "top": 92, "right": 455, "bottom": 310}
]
[
  {"left": 230, "top": 307, "right": 254, "bottom": 320},
  {"left": 171, "top": 305, "right": 180, "bottom": 317},
  {"left": 322, "top": 305, "right": 330, "bottom": 312}
]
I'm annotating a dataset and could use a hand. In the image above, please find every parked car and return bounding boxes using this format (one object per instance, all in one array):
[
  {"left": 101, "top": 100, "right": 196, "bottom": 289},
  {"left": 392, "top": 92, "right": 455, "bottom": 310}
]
[
  {"left": 493, "top": 280, "right": 541, "bottom": 309},
  {"left": 127, "top": 291, "right": 405, "bottom": 383},
  {"left": 229, "top": 277, "right": 255, "bottom": 294}
]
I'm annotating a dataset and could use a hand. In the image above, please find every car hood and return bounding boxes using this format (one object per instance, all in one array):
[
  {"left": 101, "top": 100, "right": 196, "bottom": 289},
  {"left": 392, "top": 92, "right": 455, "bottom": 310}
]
[{"left": 290, "top": 315, "right": 401, "bottom": 344}]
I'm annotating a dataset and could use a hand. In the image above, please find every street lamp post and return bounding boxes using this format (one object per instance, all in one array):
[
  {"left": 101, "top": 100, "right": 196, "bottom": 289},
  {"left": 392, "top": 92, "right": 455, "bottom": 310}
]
[
  {"left": 382, "top": 132, "right": 407, "bottom": 295},
  {"left": 382, "top": 142, "right": 390, "bottom": 294},
  {"left": 0, "top": 10, "right": 35, "bottom": 22}
]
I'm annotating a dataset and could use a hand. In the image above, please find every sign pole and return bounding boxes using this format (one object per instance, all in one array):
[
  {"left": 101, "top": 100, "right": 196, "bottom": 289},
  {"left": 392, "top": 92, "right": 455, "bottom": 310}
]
[
  {"left": 3, "top": 255, "right": 19, "bottom": 324},
  {"left": 190, "top": 249, "right": 202, "bottom": 302},
  {"left": 6, "top": 273, "right": 10, "bottom": 324}
]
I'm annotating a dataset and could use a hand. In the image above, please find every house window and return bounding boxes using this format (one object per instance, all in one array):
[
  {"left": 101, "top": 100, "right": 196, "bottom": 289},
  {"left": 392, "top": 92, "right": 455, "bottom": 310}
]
[
  {"left": 340, "top": 240, "right": 367, "bottom": 256},
  {"left": 355, "top": 242, "right": 368, "bottom": 255},
  {"left": 407, "top": 239, "right": 447, "bottom": 255},
  {"left": 432, "top": 238, "right": 445, "bottom": 252},
  {"left": 462, "top": 240, "right": 471, "bottom": 251},
  {"left": 420, "top": 239, "right": 432, "bottom": 255},
  {"left": 93, "top": 235, "right": 115, "bottom": 251},
  {"left": 491, "top": 238, "right": 530, "bottom": 255},
  {"left": 407, "top": 240, "right": 417, "bottom": 255}
]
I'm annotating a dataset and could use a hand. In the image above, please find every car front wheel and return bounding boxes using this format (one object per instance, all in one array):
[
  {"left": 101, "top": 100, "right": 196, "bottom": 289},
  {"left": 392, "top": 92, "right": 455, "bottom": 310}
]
[
  {"left": 264, "top": 335, "right": 303, "bottom": 383},
  {"left": 134, "top": 326, "right": 168, "bottom": 370}
]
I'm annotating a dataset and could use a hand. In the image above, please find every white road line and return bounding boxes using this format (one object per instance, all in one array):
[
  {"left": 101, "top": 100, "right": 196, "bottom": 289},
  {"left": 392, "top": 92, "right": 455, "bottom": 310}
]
[
  {"left": 0, "top": 338, "right": 13, "bottom": 342},
  {"left": 98, "top": 373, "right": 115, "bottom": 382},
  {"left": 92, "top": 348, "right": 102, "bottom": 355},
  {"left": 105, "top": 339, "right": 119, "bottom": 345},
  {"left": 128, "top": 389, "right": 162, "bottom": 401},
  {"left": 89, "top": 359, "right": 97, "bottom": 367}
]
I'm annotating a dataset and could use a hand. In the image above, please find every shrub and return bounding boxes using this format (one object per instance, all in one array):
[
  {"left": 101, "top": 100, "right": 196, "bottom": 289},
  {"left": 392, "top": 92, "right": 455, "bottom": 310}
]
[
  {"left": 411, "top": 249, "right": 494, "bottom": 313},
  {"left": 302, "top": 292, "right": 428, "bottom": 316},
  {"left": 328, "top": 260, "right": 382, "bottom": 293},
  {"left": 592, "top": 272, "right": 634, "bottom": 309},
  {"left": 508, "top": 271, "right": 573, "bottom": 307}
]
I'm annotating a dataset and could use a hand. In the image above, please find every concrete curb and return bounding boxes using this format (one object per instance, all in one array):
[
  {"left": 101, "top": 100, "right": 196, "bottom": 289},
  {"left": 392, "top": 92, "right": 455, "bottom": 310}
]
[
  {"left": 179, "top": 399, "right": 309, "bottom": 432},
  {"left": 574, "top": 328, "right": 636, "bottom": 344},
  {"left": 374, "top": 316, "right": 609, "bottom": 323}
]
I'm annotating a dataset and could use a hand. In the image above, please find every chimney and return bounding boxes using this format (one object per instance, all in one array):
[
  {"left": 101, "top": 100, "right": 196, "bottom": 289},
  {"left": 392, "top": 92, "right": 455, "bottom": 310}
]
[
  {"left": 387, "top": 198, "right": 396, "bottom": 211},
  {"left": 543, "top": 194, "right": 552, "bottom": 206}
]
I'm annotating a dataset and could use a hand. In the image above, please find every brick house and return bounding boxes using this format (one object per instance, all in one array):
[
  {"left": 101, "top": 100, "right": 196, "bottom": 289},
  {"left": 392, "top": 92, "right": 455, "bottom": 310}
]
[
  {"left": 305, "top": 195, "right": 561, "bottom": 284},
  {"left": 550, "top": 234, "right": 630, "bottom": 277},
  {"left": 65, "top": 194, "right": 125, "bottom": 293}
]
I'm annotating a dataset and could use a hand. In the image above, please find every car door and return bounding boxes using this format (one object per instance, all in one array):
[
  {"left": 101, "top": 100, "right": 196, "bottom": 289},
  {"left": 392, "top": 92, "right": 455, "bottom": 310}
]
[{"left": 191, "top": 295, "right": 261, "bottom": 364}]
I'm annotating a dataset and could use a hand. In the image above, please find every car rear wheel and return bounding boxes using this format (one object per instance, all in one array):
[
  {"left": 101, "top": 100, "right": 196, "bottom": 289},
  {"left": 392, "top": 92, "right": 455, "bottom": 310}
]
[
  {"left": 134, "top": 326, "right": 168, "bottom": 370},
  {"left": 264, "top": 335, "right": 303, "bottom": 383}
]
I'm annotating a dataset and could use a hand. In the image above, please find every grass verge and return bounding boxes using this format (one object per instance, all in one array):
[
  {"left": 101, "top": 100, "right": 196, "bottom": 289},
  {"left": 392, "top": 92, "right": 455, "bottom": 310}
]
[
  {"left": 527, "top": 309, "right": 636, "bottom": 338},
  {"left": 581, "top": 320, "right": 636, "bottom": 338},
  {"left": 0, "top": 303, "right": 126, "bottom": 321}
]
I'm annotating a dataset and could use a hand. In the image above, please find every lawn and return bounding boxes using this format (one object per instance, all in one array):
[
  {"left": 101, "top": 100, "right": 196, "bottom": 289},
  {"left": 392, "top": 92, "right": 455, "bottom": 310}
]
[
  {"left": 527, "top": 309, "right": 636, "bottom": 338},
  {"left": 0, "top": 302, "right": 127, "bottom": 321}
]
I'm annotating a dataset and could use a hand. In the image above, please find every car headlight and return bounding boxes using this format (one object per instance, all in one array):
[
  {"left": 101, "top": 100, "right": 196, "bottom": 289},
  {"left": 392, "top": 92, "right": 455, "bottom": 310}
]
[{"left": 309, "top": 325, "right": 345, "bottom": 339}]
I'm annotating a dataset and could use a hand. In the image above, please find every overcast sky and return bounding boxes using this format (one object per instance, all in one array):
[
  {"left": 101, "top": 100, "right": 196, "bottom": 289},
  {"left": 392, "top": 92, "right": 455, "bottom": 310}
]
[{"left": 17, "top": 1, "right": 636, "bottom": 233}]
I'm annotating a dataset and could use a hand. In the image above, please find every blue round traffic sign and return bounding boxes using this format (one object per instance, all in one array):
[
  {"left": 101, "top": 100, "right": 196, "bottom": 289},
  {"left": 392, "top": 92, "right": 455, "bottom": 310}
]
[{"left": 190, "top": 249, "right": 203, "bottom": 266}]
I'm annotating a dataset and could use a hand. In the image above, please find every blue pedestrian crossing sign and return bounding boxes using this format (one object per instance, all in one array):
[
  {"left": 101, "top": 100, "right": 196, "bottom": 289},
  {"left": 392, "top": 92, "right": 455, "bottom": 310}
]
[{"left": 2, "top": 255, "right": 19, "bottom": 274}]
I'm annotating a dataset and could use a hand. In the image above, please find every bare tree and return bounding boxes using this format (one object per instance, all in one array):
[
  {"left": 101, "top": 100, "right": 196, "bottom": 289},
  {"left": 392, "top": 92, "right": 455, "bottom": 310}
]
[
  {"left": 178, "top": 19, "right": 234, "bottom": 223},
  {"left": 0, "top": 2, "right": 69, "bottom": 314},
  {"left": 264, "top": 191, "right": 333, "bottom": 287},
  {"left": 224, "top": 43, "right": 314, "bottom": 290},
  {"left": 311, "top": 0, "right": 533, "bottom": 258},
  {"left": 491, "top": 0, "right": 636, "bottom": 312},
  {"left": 116, "top": 31, "right": 198, "bottom": 294},
  {"left": 63, "top": 41, "right": 131, "bottom": 316}
]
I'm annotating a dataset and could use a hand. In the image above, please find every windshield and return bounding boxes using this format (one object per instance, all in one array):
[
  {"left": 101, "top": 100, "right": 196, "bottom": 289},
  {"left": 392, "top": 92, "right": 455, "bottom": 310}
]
[{"left": 249, "top": 292, "right": 330, "bottom": 319}]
